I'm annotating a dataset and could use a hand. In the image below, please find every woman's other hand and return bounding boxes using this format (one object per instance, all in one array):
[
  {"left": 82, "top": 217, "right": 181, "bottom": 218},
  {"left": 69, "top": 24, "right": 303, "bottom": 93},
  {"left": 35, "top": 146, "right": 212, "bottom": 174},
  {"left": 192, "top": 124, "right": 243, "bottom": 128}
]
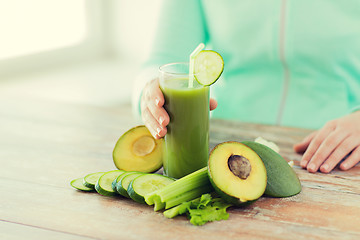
[{"left": 293, "top": 111, "right": 360, "bottom": 173}]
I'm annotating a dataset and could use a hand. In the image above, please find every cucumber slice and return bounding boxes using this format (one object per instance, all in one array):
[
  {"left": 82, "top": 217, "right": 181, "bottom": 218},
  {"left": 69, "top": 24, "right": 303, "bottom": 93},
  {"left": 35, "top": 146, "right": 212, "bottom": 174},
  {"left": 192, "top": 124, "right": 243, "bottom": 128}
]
[
  {"left": 83, "top": 172, "right": 105, "bottom": 189},
  {"left": 194, "top": 50, "right": 224, "bottom": 86},
  {"left": 117, "top": 172, "right": 144, "bottom": 198},
  {"left": 110, "top": 170, "right": 126, "bottom": 191},
  {"left": 112, "top": 171, "right": 129, "bottom": 192},
  {"left": 112, "top": 173, "right": 123, "bottom": 191},
  {"left": 70, "top": 178, "right": 94, "bottom": 192},
  {"left": 95, "top": 170, "right": 124, "bottom": 196},
  {"left": 115, "top": 171, "right": 136, "bottom": 195},
  {"left": 128, "top": 174, "right": 175, "bottom": 204}
]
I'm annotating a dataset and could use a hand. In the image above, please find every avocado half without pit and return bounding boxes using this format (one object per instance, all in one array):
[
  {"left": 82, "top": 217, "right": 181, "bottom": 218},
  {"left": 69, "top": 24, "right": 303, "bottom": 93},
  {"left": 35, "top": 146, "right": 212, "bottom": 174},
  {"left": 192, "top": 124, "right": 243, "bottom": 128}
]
[
  {"left": 208, "top": 141, "right": 267, "bottom": 206},
  {"left": 113, "top": 125, "right": 163, "bottom": 173}
]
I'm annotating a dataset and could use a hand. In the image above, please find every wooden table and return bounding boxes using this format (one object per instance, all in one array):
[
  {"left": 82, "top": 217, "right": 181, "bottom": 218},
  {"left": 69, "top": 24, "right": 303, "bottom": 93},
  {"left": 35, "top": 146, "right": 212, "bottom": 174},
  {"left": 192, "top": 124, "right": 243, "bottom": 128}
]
[{"left": 1, "top": 89, "right": 359, "bottom": 240}]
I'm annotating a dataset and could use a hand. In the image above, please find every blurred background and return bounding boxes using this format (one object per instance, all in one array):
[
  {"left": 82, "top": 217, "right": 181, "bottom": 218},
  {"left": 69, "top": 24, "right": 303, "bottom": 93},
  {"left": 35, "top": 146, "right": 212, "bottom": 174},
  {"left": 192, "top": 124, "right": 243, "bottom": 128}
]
[{"left": 0, "top": 0, "right": 163, "bottom": 106}]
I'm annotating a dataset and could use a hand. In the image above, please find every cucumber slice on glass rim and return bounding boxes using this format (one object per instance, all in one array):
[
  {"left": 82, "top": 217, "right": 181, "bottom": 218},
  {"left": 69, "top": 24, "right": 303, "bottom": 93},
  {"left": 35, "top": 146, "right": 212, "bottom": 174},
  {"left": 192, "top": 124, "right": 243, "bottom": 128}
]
[{"left": 194, "top": 50, "right": 224, "bottom": 86}]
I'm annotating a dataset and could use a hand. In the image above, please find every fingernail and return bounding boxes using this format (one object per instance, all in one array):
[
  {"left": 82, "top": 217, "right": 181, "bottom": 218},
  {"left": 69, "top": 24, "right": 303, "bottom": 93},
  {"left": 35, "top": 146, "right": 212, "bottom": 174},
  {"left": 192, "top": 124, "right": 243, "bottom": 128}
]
[
  {"left": 307, "top": 163, "right": 316, "bottom": 172},
  {"left": 341, "top": 162, "right": 348, "bottom": 170},
  {"left": 159, "top": 116, "right": 164, "bottom": 125},
  {"left": 155, "top": 98, "right": 160, "bottom": 106},
  {"left": 300, "top": 160, "right": 307, "bottom": 168},
  {"left": 321, "top": 164, "right": 328, "bottom": 172},
  {"left": 156, "top": 127, "right": 161, "bottom": 135}
]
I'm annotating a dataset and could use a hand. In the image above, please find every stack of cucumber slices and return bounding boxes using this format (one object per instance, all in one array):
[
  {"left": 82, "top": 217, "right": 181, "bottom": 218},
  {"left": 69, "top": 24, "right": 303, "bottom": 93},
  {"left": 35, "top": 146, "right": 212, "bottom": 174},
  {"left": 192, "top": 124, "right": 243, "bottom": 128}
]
[{"left": 71, "top": 170, "right": 175, "bottom": 204}]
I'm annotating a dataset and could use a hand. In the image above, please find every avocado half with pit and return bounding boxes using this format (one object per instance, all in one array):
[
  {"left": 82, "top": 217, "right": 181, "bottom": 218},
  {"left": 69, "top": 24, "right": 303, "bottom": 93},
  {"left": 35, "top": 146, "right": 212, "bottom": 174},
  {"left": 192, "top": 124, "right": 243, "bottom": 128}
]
[
  {"left": 113, "top": 125, "right": 163, "bottom": 172},
  {"left": 208, "top": 141, "right": 267, "bottom": 206}
]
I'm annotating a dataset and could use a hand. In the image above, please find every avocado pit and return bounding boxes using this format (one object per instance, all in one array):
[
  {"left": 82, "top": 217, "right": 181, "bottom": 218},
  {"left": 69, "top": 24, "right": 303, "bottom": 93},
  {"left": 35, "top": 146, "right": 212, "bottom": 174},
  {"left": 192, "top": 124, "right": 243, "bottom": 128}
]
[
  {"left": 228, "top": 154, "right": 251, "bottom": 179},
  {"left": 132, "top": 136, "right": 156, "bottom": 156}
]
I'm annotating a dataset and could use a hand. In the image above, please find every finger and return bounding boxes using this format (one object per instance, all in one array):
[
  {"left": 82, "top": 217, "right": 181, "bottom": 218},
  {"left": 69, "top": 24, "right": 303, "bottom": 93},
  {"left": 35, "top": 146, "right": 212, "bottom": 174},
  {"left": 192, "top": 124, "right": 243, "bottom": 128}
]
[
  {"left": 319, "top": 136, "right": 357, "bottom": 173},
  {"left": 210, "top": 98, "right": 217, "bottom": 111},
  {"left": 293, "top": 131, "right": 317, "bottom": 154},
  {"left": 301, "top": 122, "right": 336, "bottom": 171},
  {"left": 142, "top": 107, "right": 167, "bottom": 139},
  {"left": 142, "top": 79, "right": 169, "bottom": 128},
  {"left": 148, "top": 78, "right": 165, "bottom": 107},
  {"left": 340, "top": 146, "right": 360, "bottom": 171},
  {"left": 307, "top": 129, "right": 349, "bottom": 173},
  {"left": 141, "top": 106, "right": 158, "bottom": 138},
  {"left": 147, "top": 98, "right": 170, "bottom": 128},
  {"left": 318, "top": 133, "right": 355, "bottom": 173}
]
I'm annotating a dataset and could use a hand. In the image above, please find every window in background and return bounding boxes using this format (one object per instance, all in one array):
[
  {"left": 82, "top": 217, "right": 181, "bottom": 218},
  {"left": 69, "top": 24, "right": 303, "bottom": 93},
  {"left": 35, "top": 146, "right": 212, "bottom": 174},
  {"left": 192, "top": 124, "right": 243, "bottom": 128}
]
[
  {"left": 112, "top": 0, "right": 163, "bottom": 64},
  {"left": 0, "top": 0, "right": 87, "bottom": 60}
]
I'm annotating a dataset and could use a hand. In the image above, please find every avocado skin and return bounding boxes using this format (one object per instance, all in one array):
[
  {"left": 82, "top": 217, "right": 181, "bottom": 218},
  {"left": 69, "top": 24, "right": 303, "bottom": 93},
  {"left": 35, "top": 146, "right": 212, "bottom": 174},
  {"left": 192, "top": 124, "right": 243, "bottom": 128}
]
[{"left": 242, "top": 141, "right": 302, "bottom": 198}]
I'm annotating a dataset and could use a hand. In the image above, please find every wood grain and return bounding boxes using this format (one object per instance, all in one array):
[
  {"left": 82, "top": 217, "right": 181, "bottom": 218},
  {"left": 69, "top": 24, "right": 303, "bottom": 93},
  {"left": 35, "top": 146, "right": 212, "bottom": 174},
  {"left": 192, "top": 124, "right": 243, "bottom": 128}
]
[
  {"left": 0, "top": 221, "right": 94, "bottom": 240},
  {"left": 0, "top": 90, "right": 359, "bottom": 240}
]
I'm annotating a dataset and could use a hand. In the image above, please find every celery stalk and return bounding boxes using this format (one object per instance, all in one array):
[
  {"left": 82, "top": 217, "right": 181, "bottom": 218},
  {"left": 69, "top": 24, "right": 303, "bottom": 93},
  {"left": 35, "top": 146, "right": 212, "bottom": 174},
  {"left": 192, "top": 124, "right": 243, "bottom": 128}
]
[
  {"left": 144, "top": 193, "right": 156, "bottom": 205},
  {"left": 157, "top": 167, "right": 210, "bottom": 202},
  {"left": 163, "top": 201, "right": 191, "bottom": 218},
  {"left": 165, "top": 185, "right": 213, "bottom": 209},
  {"left": 163, "top": 205, "right": 182, "bottom": 218},
  {"left": 146, "top": 167, "right": 213, "bottom": 211},
  {"left": 153, "top": 196, "right": 165, "bottom": 211}
]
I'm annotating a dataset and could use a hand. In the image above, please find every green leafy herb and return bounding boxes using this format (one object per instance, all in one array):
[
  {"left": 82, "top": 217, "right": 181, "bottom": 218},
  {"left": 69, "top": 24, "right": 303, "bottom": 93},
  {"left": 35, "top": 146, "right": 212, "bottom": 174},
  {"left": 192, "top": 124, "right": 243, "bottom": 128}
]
[{"left": 163, "top": 193, "right": 232, "bottom": 226}]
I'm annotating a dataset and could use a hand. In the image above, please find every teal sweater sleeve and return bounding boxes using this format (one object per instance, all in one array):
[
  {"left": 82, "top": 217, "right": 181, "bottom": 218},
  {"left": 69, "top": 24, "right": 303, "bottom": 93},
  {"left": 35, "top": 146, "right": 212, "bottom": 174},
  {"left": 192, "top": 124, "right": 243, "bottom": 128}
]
[
  {"left": 144, "top": 0, "right": 208, "bottom": 67},
  {"left": 132, "top": 0, "right": 208, "bottom": 121}
]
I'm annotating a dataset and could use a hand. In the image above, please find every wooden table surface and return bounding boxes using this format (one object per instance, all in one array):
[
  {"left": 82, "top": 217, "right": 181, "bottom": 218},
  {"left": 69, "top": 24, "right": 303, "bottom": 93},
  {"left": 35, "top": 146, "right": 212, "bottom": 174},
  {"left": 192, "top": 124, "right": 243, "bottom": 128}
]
[{"left": 1, "top": 88, "right": 359, "bottom": 240}]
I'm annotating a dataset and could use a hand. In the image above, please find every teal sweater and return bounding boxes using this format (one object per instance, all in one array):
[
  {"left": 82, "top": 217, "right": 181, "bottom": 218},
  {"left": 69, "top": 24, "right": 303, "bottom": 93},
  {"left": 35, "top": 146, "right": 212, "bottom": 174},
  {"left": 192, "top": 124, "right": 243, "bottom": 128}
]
[{"left": 133, "top": 0, "right": 360, "bottom": 129}]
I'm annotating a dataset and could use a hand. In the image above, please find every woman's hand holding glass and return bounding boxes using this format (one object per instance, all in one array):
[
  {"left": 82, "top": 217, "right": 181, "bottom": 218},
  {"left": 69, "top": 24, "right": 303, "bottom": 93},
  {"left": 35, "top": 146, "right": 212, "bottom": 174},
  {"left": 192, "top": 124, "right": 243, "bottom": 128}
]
[{"left": 141, "top": 78, "right": 217, "bottom": 139}]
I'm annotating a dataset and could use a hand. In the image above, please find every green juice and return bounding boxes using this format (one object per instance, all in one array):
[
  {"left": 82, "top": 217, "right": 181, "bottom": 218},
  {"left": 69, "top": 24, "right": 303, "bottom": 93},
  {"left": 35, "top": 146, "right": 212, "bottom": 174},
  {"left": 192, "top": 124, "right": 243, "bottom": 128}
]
[{"left": 160, "top": 77, "right": 209, "bottom": 179}]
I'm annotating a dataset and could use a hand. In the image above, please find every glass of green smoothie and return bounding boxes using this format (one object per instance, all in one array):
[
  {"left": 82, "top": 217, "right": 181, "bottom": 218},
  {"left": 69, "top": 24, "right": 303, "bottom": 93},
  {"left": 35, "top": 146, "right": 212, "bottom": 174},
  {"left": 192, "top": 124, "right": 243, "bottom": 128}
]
[{"left": 159, "top": 62, "right": 210, "bottom": 179}]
